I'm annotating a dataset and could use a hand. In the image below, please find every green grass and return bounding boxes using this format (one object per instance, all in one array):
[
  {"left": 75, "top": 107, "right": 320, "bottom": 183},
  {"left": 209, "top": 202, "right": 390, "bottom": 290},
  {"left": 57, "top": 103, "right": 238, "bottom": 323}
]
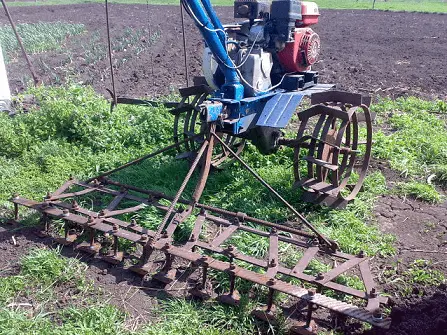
[
  {"left": 396, "top": 181, "right": 443, "bottom": 203},
  {"left": 0, "top": 22, "right": 85, "bottom": 61},
  {"left": 380, "top": 259, "right": 445, "bottom": 298},
  {"left": 5, "top": 0, "right": 447, "bottom": 13},
  {"left": 373, "top": 97, "right": 447, "bottom": 183}
]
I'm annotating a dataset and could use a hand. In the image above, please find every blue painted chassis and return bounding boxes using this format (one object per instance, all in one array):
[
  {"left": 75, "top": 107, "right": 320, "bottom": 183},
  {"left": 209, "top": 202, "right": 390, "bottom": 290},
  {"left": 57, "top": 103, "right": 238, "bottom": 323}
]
[{"left": 186, "top": 0, "right": 330, "bottom": 135}]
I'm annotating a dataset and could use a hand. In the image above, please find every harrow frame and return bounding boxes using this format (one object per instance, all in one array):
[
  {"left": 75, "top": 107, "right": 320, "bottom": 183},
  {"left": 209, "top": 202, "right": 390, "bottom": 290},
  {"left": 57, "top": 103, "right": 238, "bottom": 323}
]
[{"left": 10, "top": 128, "right": 391, "bottom": 331}]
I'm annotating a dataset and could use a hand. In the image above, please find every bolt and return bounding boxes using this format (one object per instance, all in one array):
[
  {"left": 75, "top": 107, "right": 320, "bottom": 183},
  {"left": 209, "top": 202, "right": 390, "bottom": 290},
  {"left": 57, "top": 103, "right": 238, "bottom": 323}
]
[
  {"left": 45, "top": 192, "right": 51, "bottom": 200},
  {"left": 227, "top": 245, "right": 235, "bottom": 252},
  {"left": 87, "top": 216, "right": 95, "bottom": 224},
  {"left": 12, "top": 193, "right": 19, "bottom": 200},
  {"left": 270, "top": 227, "right": 277, "bottom": 235},
  {"left": 200, "top": 255, "right": 208, "bottom": 264},
  {"left": 140, "top": 234, "right": 148, "bottom": 242},
  {"left": 236, "top": 212, "right": 247, "bottom": 222},
  {"left": 98, "top": 210, "right": 106, "bottom": 218},
  {"left": 164, "top": 242, "right": 170, "bottom": 249},
  {"left": 130, "top": 219, "right": 137, "bottom": 226},
  {"left": 370, "top": 288, "right": 377, "bottom": 298},
  {"left": 270, "top": 258, "right": 277, "bottom": 268},
  {"left": 190, "top": 234, "right": 196, "bottom": 242},
  {"left": 161, "top": 230, "right": 169, "bottom": 239},
  {"left": 358, "top": 250, "right": 366, "bottom": 258},
  {"left": 308, "top": 289, "right": 316, "bottom": 299},
  {"left": 316, "top": 272, "right": 324, "bottom": 280},
  {"left": 69, "top": 175, "right": 74, "bottom": 180},
  {"left": 71, "top": 200, "right": 79, "bottom": 210},
  {"left": 62, "top": 209, "right": 70, "bottom": 217},
  {"left": 112, "top": 223, "right": 119, "bottom": 232},
  {"left": 229, "top": 262, "right": 236, "bottom": 271},
  {"left": 267, "top": 278, "right": 276, "bottom": 286},
  {"left": 372, "top": 309, "right": 383, "bottom": 321}
]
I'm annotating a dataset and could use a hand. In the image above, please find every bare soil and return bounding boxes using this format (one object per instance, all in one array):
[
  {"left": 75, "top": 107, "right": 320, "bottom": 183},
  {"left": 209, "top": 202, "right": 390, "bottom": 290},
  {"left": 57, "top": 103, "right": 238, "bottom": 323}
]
[
  {"left": 1, "top": 4, "right": 446, "bottom": 100},
  {"left": 0, "top": 4, "right": 446, "bottom": 335}
]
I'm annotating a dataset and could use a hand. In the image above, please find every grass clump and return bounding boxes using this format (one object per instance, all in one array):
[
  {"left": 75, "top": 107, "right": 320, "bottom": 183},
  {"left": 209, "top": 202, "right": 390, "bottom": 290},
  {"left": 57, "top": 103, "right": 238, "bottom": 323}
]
[
  {"left": 144, "top": 299, "right": 256, "bottom": 335},
  {"left": 404, "top": 259, "right": 445, "bottom": 287},
  {"left": 373, "top": 97, "right": 447, "bottom": 182},
  {"left": 396, "top": 181, "right": 442, "bottom": 203},
  {"left": 0, "top": 22, "right": 85, "bottom": 61},
  {"left": 20, "top": 248, "right": 88, "bottom": 286},
  {"left": 0, "top": 276, "right": 25, "bottom": 305}
]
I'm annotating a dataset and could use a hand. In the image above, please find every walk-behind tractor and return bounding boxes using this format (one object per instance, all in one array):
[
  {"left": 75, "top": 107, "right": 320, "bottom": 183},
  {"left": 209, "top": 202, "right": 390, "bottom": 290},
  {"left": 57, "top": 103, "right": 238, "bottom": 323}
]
[{"left": 9, "top": 0, "right": 390, "bottom": 333}]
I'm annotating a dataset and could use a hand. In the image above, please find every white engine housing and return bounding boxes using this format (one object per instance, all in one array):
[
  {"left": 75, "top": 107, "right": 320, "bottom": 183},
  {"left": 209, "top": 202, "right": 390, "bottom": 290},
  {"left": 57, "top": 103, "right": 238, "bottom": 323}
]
[{"left": 202, "top": 46, "right": 273, "bottom": 97}]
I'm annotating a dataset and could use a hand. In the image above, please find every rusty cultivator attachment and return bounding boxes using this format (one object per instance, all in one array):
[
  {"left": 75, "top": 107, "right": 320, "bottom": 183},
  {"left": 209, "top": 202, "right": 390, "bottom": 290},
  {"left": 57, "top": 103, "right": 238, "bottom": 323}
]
[{"left": 10, "top": 87, "right": 388, "bottom": 331}]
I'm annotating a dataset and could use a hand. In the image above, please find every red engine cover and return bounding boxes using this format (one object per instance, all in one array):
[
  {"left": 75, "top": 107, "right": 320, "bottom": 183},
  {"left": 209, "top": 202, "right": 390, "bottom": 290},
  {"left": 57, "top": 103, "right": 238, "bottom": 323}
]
[{"left": 277, "top": 28, "right": 320, "bottom": 72}]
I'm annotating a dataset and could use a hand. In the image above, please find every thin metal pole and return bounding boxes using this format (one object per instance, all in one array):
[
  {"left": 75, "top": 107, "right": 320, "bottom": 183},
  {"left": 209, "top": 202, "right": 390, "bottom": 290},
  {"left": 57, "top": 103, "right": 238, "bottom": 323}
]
[
  {"left": 1, "top": 0, "right": 40, "bottom": 86},
  {"left": 180, "top": 0, "right": 190, "bottom": 88},
  {"left": 105, "top": 0, "right": 117, "bottom": 106}
]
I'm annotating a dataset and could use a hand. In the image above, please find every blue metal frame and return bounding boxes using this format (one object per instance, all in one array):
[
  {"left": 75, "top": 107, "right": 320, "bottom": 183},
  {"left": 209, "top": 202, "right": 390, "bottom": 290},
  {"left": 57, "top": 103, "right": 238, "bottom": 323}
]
[
  {"left": 185, "top": 0, "right": 332, "bottom": 138},
  {"left": 185, "top": 0, "right": 244, "bottom": 101}
]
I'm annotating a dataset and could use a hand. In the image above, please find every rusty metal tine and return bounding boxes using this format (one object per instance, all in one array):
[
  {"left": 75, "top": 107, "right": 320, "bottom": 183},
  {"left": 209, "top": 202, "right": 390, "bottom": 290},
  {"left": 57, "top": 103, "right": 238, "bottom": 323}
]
[
  {"left": 155, "top": 140, "right": 209, "bottom": 239},
  {"left": 291, "top": 246, "right": 319, "bottom": 275},
  {"left": 103, "top": 203, "right": 146, "bottom": 218},
  {"left": 359, "top": 260, "right": 375, "bottom": 294},
  {"left": 164, "top": 206, "right": 193, "bottom": 237},
  {"left": 86, "top": 133, "right": 204, "bottom": 183},
  {"left": 266, "top": 230, "right": 279, "bottom": 278},
  {"left": 314, "top": 257, "right": 366, "bottom": 285},
  {"left": 49, "top": 179, "right": 76, "bottom": 198},
  {"left": 185, "top": 213, "right": 206, "bottom": 249},
  {"left": 106, "top": 192, "right": 127, "bottom": 211},
  {"left": 50, "top": 187, "right": 99, "bottom": 201},
  {"left": 211, "top": 131, "right": 336, "bottom": 250},
  {"left": 210, "top": 224, "right": 239, "bottom": 247}
]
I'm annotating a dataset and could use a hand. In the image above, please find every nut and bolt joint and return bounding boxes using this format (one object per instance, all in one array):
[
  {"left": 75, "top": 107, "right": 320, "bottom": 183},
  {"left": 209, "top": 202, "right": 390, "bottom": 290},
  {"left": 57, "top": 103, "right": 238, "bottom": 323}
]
[
  {"left": 62, "top": 209, "right": 70, "bottom": 217},
  {"left": 308, "top": 289, "right": 316, "bottom": 299},
  {"left": 267, "top": 278, "right": 276, "bottom": 286}
]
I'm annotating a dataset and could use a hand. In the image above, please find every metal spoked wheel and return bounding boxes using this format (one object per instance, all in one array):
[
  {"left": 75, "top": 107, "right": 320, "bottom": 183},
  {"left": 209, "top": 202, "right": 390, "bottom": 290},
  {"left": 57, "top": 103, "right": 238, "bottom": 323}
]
[
  {"left": 293, "top": 100, "right": 373, "bottom": 208},
  {"left": 172, "top": 87, "right": 245, "bottom": 168}
]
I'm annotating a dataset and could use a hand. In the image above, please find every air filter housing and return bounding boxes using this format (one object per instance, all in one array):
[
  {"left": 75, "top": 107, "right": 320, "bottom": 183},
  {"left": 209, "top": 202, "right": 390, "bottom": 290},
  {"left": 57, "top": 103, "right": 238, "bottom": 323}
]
[{"left": 234, "top": 0, "right": 271, "bottom": 20}]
